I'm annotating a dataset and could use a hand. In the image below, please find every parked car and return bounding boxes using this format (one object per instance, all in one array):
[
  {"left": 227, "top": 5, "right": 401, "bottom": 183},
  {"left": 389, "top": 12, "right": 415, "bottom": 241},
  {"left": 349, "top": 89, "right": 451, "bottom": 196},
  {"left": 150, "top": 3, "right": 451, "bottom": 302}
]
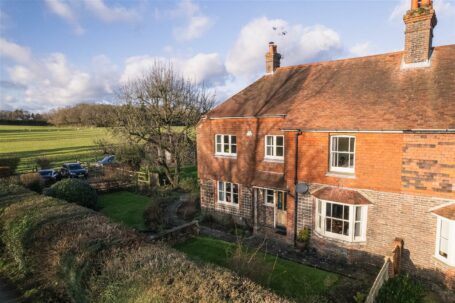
[
  {"left": 38, "top": 169, "right": 61, "bottom": 184},
  {"left": 61, "top": 163, "right": 88, "bottom": 179},
  {"left": 96, "top": 155, "right": 115, "bottom": 167}
]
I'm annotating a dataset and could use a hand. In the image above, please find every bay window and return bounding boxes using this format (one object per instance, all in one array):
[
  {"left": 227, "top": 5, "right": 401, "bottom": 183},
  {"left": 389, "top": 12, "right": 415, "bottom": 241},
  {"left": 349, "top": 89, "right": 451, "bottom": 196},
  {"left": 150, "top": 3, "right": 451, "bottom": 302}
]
[
  {"left": 316, "top": 199, "right": 367, "bottom": 242},
  {"left": 435, "top": 217, "right": 455, "bottom": 266}
]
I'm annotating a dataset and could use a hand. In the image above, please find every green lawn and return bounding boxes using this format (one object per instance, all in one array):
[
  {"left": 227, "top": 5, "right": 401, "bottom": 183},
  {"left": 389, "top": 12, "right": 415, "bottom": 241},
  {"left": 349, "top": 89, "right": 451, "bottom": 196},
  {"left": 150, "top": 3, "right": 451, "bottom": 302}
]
[
  {"left": 0, "top": 125, "right": 113, "bottom": 173},
  {"left": 174, "top": 236, "right": 340, "bottom": 301},
  {"left": 98, "top": 191, "right": 150, "bottom": 230}
]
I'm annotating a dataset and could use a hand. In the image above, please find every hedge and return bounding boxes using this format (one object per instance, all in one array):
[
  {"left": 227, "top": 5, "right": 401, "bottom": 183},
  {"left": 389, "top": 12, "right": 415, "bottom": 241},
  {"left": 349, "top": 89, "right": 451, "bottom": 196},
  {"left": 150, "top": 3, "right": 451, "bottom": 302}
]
[{"left": 0, "top": 186, "right": 287, "bottom": 303}]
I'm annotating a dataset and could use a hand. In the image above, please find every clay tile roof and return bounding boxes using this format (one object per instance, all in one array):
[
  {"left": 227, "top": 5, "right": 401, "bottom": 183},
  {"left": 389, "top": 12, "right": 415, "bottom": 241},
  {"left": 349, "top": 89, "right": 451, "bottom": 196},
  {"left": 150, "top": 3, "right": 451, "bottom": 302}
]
[
  {"left": 312, "top": 187, "right": 372, "bottom": 205},
  {"left": 432, "top": 204, "right": 455, "bottom": 220},
  {"left": 251, "top": 172, "right": 286, "bottom": 190},
  {"left": 208, "top": 45, "right": 455, "bottom": 130}
]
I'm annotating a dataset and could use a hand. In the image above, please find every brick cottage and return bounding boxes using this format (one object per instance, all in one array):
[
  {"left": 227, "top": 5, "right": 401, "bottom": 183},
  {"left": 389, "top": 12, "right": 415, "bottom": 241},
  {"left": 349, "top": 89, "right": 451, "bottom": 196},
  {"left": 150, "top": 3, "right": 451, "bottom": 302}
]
[{"left": 196, "top": 0, "right": 455, "bottom": 288}]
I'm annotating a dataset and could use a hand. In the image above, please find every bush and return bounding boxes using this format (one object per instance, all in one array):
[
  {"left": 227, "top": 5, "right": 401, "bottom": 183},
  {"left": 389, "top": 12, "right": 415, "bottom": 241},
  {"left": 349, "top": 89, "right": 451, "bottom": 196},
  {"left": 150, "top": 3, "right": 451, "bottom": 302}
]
[
  {"left": 35, "top": 157, "right": 51, "bottom": 169},
  {"left": 297, "top": 227, "right": 311, "bottom": 242},
  {"left": 143, "top": 200, "right": 163, "bottom": 232},
  {"left": 179, "top": 177, "right": 199, "bottom": 192},
  {"left": 376, "top": 274, "right": 424, "bottom": 303},
  {"left": 19, "top": 173, "right": 44, "bottom": 193},
  {"left": 0, "top": 166, "right": 12, "bottom": 178},
  {"left": 0, "top": 157, "right": 20, "bottom": 174},
  {"left": 0, "top": 189, "right": 286, "bottom": 303},
  {"left": 45, "top": 179, "right": 98, "bottom": 209}
]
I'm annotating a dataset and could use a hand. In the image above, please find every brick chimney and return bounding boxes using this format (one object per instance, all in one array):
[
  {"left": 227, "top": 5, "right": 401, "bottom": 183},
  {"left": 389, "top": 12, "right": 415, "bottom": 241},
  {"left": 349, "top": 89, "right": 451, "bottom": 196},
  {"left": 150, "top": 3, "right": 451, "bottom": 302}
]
[
  {"left": 403, "top": 0, "right": 437, "bottom": 66},
  {"left": 265, "top": 42, "right": 281, "bottom": 74}
]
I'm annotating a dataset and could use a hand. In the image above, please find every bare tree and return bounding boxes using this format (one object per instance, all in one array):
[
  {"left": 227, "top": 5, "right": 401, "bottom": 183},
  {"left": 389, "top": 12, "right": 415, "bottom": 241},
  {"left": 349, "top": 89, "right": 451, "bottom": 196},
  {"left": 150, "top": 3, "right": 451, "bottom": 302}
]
[{"left": 114, "top": 62, "right": 214, "bottom": 187}]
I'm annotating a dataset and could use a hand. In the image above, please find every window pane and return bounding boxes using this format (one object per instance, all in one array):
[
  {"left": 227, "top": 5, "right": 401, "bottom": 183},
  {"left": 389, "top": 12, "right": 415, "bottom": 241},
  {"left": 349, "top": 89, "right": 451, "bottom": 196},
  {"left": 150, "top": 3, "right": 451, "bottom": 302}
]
[
  {"left": 355, "top": 206, "right": 362, "bottom": 221},
  {"left": 349, "top": 153, "right": 354, "bottom": 168},
  {"left": 233, "top": 193, "right": 238, "bottom": 204},
  {"left": 326, "top": 203, "right": 332, "bottom": 216},
  {"left": 266, "top": 190, "right": 274, "bottom": 204},
  {"left": 224, "top": 136, "right": 229, "bottom": 144},
  {"left": 326, "top": 218, "right": 332, "bottom": 232},
  {"left": 318, "top": 200, "right": 322, "bottom": 214},
  {"left": 332, "top": 204, "right": 343, "bottom": 219},
  {"left": 266, "top": 146, "right": 273, "bottom": 156},
  {"left": 439, "top": 238, "right": 448, "bottom": 258},
  {"left": 233, "top": 185, "right": 239, "bottom": 204},
  {"left": 332, "top": 219, "right": 343, "bottom": 234},
  {"left": 331, "top": 152, "right": 337, "bottom": 167},
  {"left": 231, "top": 144, "right": 237, "bottom": 154},
  {"left": 350, "top": 137, "right": 355, "bottom": 152},
  {"left": 343, "top": 221, "right": 349, "bottom": 236},
  {"left": 218, "top": 182, "right": 224, "bottom": 191},
  {"left": 283, "top": 194, "right": 287, "bottom": 210},
  {"left": 276, "top": 136, "right": 284, "bottom": 146},
  {"left": 216, "top": 143, "right": 222, "bottom": 153},
  {"left": 343, "top": 206, "right": 349, "bottom": 220},
  {"left": 331, "top": 137, "right": 337, "bottom": 152},
  {"left": 337, "top": 153, "right": 350, "bottom": 167},
  {"left": 226, "top": 182, "right": 231, "bottom": 193},
  {"left": 441, "top": 220, "right": 450, "bottom": 238},
  {"left": 219, "top": 190, "right": 224, "bottom": 201},
  {"left": 224, "top": 143, "right": 230, "bottom": 153},
  {"left": 276, "top": 146, "right": 284, "bottom": 157},
  {"left": 266, "top": 136, "right": 273, "bottom": 145},
  {"left": 318, "top": 215, "right": 322, "bottom": 229},
  {"left": 338, "top": 137, "right": 349, "bottom": 151},
  {"left": 355, "top": 222, "right": 361, "bottom": 237},
  {"left": 216, "top": 135, "right": 221, "bottom": 143},
  {"left": 231, "top": 136, "right": 236, "bottom": 144}
]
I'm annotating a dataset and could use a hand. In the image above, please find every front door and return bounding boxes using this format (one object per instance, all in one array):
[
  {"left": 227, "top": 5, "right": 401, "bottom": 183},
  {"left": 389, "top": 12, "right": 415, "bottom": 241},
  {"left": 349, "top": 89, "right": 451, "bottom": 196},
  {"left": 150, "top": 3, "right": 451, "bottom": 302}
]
[{"left": 275, "top": 191, "right": 287, "bottom": 227}]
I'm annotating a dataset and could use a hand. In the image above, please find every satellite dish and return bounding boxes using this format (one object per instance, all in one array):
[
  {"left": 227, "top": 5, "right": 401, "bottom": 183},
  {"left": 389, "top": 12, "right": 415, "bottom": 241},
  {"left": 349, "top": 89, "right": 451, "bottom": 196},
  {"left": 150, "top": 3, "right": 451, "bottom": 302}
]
[{"left": 296, "top": 183, "right": 309, "bottom": 194}]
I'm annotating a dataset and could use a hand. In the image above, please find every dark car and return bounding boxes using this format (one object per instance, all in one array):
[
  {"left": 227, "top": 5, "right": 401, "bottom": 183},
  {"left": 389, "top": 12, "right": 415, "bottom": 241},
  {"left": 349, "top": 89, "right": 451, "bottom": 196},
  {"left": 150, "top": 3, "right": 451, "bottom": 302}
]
[
  {"left": 61, "top": 163, "right": 88, "bottom": 179},
  {"left": 38, "top": 169, "right": 61, "bottom": 184}
]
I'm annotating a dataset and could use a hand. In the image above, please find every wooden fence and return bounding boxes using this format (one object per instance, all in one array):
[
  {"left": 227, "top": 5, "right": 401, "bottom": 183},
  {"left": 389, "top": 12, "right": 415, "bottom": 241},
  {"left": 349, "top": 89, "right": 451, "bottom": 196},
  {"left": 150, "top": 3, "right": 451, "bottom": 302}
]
[{"left": 365, "top": 238, "right": 404, "bottom": 303}]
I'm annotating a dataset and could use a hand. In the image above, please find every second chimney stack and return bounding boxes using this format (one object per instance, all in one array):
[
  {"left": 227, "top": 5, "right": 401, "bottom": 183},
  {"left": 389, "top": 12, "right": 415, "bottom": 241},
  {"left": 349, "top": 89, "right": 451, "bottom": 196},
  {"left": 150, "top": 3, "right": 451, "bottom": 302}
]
[{"left": 265, "top": 42, "right": 281, "bottom": 74}]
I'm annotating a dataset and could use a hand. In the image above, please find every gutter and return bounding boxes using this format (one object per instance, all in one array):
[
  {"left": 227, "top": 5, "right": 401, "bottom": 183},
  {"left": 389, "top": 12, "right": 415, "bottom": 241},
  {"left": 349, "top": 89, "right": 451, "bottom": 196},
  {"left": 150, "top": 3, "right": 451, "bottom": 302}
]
[{"left": 281, "top": 128, "right": 455, "bottom": 134}]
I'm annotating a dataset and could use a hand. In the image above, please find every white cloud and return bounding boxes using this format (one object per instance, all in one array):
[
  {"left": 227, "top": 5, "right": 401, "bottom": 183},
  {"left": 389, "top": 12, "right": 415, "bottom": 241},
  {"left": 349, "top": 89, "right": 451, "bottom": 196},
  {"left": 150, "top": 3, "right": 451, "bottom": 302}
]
[
  {"left": 225, "top": 17, "right": 342, "bottom": 80},
  {"left": 120, "top": 52, "right": 226, "bottom": 85},
  {"left": 82, "top": 0, "right": 139, "bottom": 23},
  {"left": 1, "top": 40, "right": 118, "bottom": 111},
  {"left": 0, "top": 38, "right": 32, "bottom": 63},
  {"left": 349, "top": 41, "right": 375, "bottom": 57},
  {"left": 390, "top": 0, "right": 455, "bottom": 21},
  {"left": 44, "top": 0, "right": 84, "bottom": 35},
  {"left": 165, "top": 0, "right": 213, "bottom": 41}
]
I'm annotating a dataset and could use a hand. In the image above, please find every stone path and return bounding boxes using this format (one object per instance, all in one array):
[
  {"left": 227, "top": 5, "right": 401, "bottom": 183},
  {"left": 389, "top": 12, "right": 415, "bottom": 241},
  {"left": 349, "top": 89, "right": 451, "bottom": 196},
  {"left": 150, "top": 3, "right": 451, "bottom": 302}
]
[{"left": 164, "top": 193, "right": 190, "bottom": 227}]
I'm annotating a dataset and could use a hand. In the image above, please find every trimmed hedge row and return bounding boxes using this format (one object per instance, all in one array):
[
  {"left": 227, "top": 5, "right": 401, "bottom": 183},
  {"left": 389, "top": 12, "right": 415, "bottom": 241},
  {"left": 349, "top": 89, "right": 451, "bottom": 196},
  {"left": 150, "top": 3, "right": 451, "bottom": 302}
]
[{"left": 0, "top": 186, "right": 287, "bottom": 303}]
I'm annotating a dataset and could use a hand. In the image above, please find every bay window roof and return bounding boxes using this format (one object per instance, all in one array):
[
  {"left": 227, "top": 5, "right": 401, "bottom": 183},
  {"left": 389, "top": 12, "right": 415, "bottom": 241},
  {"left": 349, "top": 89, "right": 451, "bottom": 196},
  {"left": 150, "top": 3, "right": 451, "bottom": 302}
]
[
  {"left": 432, "top": 204, "right": 455, "bottom": 220},
  {"left": 312, "top": 187, "right": 371, "bottom": 205}
]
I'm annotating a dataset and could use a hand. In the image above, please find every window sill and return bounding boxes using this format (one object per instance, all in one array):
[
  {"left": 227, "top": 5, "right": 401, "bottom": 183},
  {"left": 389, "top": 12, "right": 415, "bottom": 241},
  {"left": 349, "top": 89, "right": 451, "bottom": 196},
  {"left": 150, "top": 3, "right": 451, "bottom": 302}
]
[
  {"left": 325, "top": 172, "right": 356, "bottom": 179},
  {"left": 432, "top": 255, "right": 455, "bottom": 268},
  {"left": 314, "top": 230, "right": 366, "bottom": 244},
  {"left": 217, "top": 201, "right": 240, "bottom": 207},
  {"left": 264, "top": 158, "right": 284, "bottom": 163},
  {"left": 264, "top": 203, "right": 274, "bottom": 207},
  {"left": 215, "top": 154, "right": 237, "bottom": 159}
]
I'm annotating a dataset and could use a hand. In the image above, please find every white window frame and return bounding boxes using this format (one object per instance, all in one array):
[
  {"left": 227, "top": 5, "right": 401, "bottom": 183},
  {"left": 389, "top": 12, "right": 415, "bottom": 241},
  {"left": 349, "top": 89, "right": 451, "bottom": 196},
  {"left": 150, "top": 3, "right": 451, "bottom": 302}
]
[
  {"left": 264, "top": 135, "right": 284, "bottom": 160},
  {"left": 217, "top": 181, "right": 239, "bottom": 206},
  {"left": 215, "top": 134, "right": 237, "bottom": 156},
  {"left": 315, "top": 199, "right": 368, "bottom": 242},
  {"left": 434, "top": 216, "right": 455, "bottom": 266},
  {"left": 329, "top": 135, "right": 356, "bottom": 173}
]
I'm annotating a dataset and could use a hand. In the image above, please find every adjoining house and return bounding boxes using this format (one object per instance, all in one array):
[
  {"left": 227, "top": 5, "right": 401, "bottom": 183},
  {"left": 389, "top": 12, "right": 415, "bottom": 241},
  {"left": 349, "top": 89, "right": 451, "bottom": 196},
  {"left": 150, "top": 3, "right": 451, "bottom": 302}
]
[{"left": 196, "top": 0, "right": 454, "bottom": 288}]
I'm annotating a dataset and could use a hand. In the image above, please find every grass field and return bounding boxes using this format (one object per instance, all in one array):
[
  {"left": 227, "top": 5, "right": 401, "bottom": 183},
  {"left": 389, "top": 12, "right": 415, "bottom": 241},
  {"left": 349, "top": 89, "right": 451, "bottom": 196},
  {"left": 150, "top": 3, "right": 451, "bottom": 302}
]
[
  {"left": 0, "top": 125, "right": 112, "bottom": 173},
  {"left": 174, "top": 236, "right": 340, "bottom": 301},
  {"left": 98, "top": 191, "right": 151, "bottom": 230}
]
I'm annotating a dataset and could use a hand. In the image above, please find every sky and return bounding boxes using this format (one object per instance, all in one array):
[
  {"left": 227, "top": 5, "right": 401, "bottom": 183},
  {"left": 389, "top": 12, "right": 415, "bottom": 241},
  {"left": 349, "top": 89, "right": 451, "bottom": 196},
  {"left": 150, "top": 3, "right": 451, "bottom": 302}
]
[{"left": 0, "top": 0, "right": 454, "bottom": 113}]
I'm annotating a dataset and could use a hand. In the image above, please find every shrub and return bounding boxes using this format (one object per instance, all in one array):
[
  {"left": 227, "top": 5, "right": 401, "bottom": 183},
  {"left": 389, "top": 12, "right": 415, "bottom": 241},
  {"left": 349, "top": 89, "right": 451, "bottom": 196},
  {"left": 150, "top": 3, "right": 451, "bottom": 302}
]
[
  {"left": 143, "top": 200, "right": 163, "bottom": 232},
  {"left": 19, "top": 173, "right": 44, "bottom": 193},
  {"left": 0, "top": 166, "right": 12, "bottom": 178},
  {"left": 297, "top": 227, "right": 311, "bottom": 242},
  {"left": 45, "top": 179, "right": 98, "bottom": 209},
  {"left": 0, "top": 157, "right": 20, "bottom": 174},
  {"left": 376, "top": 274, "right": 424, "bottom": 303},
  {"left": 35, "top": 157, "right": 51, "bottom": 169},
  {"left": 179, "top": 177, "right": 199, "bottom": 192},
  {"left": 0, "top": 189, "right": 286, "bottom": 303}
]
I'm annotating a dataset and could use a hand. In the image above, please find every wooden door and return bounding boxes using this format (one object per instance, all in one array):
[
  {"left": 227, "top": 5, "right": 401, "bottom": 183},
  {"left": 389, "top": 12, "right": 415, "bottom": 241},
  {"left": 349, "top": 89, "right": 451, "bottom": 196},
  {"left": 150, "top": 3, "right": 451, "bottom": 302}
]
[{"left": 275, "top": 191, "right": 287, "bottom": 227}]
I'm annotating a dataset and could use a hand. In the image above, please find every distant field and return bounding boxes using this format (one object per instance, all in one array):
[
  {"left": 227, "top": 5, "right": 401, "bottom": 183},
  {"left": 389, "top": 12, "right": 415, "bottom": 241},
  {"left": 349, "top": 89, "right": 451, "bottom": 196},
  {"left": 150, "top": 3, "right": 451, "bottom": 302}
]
[{"left": 0, "top": 125, "right": 113, "bottom": 173}]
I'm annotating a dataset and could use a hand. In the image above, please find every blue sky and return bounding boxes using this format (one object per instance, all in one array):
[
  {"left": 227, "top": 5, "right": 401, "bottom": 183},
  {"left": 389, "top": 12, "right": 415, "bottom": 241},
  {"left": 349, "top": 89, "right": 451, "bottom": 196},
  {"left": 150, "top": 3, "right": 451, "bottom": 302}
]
[{"left": 1, "top": 0, "right": 454, "bottom": 112}]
